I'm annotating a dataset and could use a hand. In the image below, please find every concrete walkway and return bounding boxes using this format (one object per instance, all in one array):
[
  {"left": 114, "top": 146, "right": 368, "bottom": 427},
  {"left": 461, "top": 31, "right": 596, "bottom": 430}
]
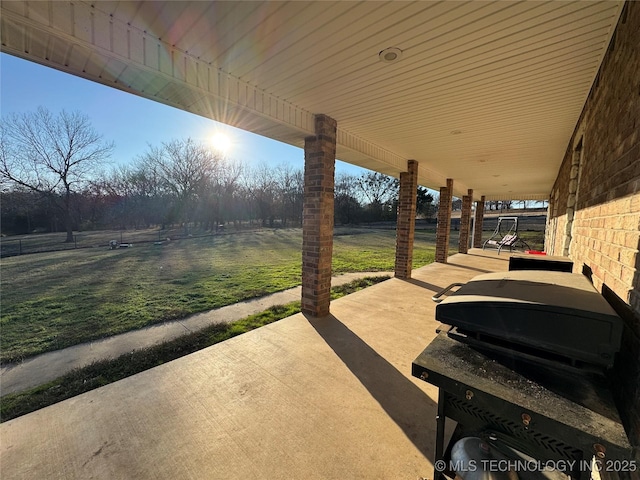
[{"left": 0, "top": 271, "right": 392, "bottom": 396}]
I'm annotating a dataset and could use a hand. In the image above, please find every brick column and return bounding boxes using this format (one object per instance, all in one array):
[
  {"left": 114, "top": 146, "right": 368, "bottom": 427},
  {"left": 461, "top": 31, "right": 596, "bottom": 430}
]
[
  {"left": 458, "top": 189, "right": 473, "bottom": 254},
  {"left": 472, "top": 195, "right": 486, "bottom": 248},
  {"left": 301, "top": 114, "right": 337, "bottom": 317},
  {"left": 395, "top": 160, "right": 419, "bottom": 279},
  {"left": 435, "top": 178, "right": 454, "bottom": 263}
]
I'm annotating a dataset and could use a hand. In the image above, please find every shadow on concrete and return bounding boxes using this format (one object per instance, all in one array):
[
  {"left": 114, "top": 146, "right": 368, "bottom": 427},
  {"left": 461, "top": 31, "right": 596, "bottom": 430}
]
[
  {"left": 306, "top": 313, "right": 436, "bottom": 460},
  {"left": 467, "top": 251, "right": 511, "bottom": 262},
  {"left": 444, "top": 262, "right": 492, "bottom": 274},
  {"left": 403, "top": 278, "right": 443, "bottom": 293}
]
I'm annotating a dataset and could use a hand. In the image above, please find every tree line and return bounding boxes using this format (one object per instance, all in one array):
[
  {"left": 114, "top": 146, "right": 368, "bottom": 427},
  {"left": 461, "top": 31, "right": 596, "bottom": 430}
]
[{"left": 1, "top": 108, "right": 435, "bottom": 238}]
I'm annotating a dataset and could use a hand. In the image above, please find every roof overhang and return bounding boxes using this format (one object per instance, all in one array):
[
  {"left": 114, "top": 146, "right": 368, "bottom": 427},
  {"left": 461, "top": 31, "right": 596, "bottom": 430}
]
[{"left": 0, "top": 1, "right": 624, "bottom": 200}]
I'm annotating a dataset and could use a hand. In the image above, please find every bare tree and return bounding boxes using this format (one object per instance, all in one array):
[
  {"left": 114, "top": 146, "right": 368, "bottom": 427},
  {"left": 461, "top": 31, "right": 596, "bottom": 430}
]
[
  {"left": 274, "top": 163, "right": 304, "bottom": 227},
  {"left": 201, "top": 157, "right": 243, "bottom": 230},
  {"left": 356, "top": 171, "right": 399, "bottom": 221},
  {"left": 335, "top": 173, "right": 362, "bottom": 224},
  {"left": 139, "top": 138, "right": 220, "bottom": 228},
  {"left": 0, "top": 107, "right": 113, "bottom": 241},
  {"left": 244, "top": 163, "right": 277, "bottom": 227},
  {"left": 356, "top": 172, "right": 399, "bottom": 205},
  {"left": 98, "top": 163, "right": 166, "bottom": 229}
]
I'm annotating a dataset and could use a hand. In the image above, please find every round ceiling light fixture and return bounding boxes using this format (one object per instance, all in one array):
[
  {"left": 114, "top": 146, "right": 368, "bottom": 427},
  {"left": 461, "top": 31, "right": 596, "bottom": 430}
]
[{"left": 379, "top": 47, "right": 403, "bottom": 63}]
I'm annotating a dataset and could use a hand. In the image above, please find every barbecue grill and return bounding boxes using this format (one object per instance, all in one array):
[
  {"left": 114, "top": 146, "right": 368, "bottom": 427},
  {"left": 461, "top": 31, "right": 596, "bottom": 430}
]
[
  {"left": 434, "top": 270, "right": 623, "bottom": 370},
  {"left": 412, "top": 270, "right": 633, "bottom": 480}
]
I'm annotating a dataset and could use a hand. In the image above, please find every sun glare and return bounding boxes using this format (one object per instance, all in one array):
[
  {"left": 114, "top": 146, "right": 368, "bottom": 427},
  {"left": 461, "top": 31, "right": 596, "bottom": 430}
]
[{"left": 211, "top": 132, "right": 232, "bottom": 154}]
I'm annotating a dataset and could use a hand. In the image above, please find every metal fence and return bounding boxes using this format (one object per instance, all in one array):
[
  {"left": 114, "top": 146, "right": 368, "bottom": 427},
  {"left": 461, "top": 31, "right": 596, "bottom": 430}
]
[
  {"left": 1, "top": 215, "right": 547, "bottom": 258},
  {"left": 0, "top": 225, "right": 241, "bottom": 258}
]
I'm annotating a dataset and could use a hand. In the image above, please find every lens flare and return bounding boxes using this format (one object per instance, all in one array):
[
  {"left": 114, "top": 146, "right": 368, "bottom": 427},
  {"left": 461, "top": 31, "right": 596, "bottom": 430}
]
[{"left": 211, "top": 132, "right": 231, "bottom": 153}]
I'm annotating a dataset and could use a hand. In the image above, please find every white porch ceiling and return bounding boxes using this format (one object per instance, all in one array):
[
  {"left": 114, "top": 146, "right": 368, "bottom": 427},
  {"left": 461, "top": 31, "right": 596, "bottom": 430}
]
[{"left": 0, "top": 1, "right": 624, "bottom": 200}]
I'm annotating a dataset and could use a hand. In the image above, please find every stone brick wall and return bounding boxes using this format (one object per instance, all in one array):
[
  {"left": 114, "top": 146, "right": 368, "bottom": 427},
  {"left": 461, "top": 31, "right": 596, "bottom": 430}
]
[
  {"left": 546, "top": 186, "right": 568, "bottom": 256},
  {"left": 572, "top": 198, "right": 639, "bottom": 298},
  {"left": 545, "top": 1, "right": 639, "bottom": 457}
]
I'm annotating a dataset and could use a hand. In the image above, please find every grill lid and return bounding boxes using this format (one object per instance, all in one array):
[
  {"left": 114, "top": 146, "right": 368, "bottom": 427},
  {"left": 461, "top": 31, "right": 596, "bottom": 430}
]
[{"left": 436, "top": 271, "right": 623, "bottom": 368}]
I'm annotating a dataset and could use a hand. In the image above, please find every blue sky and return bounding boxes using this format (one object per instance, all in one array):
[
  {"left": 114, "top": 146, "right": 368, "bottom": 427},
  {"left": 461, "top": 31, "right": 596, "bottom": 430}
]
[{"left": 0, "top": 53, "right": 365, "bottom": 176}]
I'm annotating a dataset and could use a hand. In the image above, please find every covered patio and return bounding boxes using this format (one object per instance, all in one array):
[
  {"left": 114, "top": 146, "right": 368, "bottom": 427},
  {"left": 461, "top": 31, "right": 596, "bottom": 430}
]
[
  {"left": 1, "top": 251, "right": 507, "bottom": 479},
  {"left": 1, "top": 0, "right": 638, "bottom": 476}
]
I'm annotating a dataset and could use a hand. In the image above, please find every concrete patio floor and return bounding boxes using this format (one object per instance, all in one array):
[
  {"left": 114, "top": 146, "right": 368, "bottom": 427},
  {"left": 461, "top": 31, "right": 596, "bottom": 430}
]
[{"left": 0, "top": 249, "right": 510, "bottom": 480}]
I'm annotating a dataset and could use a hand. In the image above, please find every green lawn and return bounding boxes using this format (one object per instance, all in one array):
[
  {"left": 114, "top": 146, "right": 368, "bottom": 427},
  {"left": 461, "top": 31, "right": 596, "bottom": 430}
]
[
  {"left": 1, "top": 227, "right": 437, "bottom": 363},
  {"left": 0, "top": 276, "right": 389, "bottom": 421}
]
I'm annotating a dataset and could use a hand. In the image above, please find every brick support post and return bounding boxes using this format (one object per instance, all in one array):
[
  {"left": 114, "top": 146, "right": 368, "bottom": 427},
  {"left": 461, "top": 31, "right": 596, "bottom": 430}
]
[
  {"left": 458, "top": 189, "right": 473, "bottom": 254},
  {"left": 301, "top": 114, "right": 337, "bottom": 317},
  {"left": 472, "top": 195, "right": 486, "bottom": 248},
  {"left": 395, "top": 160, "right": 419, "bottom": 279},
  {"left": 435, "top": 178, "right": 454, "bottom": 263}
]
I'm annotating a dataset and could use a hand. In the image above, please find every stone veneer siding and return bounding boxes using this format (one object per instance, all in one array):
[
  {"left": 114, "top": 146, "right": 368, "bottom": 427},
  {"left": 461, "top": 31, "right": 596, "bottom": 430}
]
[
  {"left": 545, "top": 2, "right": 639, "bottom": 459},
  {"left": 301, "top": 114, "right": 337, "bottom": 317}
]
